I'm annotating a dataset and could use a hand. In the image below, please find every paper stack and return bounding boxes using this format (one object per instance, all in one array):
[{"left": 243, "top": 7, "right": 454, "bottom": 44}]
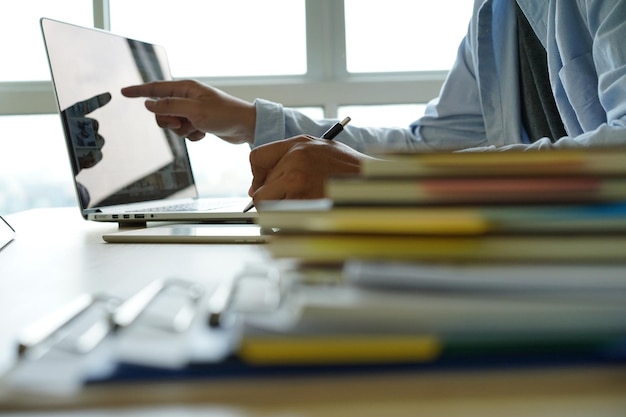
[
  {"left": 259, "top": 147, "right": 626, "bottom": 263},
  {"left": 249, "top": 147, "right": 626, "bottom": 365}
]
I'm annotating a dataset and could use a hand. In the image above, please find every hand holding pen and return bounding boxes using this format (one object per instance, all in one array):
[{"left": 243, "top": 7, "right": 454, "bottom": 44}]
[{"left": 243, "top": 117, "right": 352, "bottom": 213}]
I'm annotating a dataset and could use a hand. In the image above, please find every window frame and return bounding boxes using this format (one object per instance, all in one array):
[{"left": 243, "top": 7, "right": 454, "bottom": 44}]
[{"left": 0, "top": 0, "right": 447, "bottom": 119}]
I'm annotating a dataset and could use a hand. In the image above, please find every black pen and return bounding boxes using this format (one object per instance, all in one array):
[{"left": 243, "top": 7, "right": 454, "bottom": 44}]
[
  {"left": 320, "top": 116, "right": 352, "bottom": 139},
  {"left": 243, "top": 116, "right": 351, "bottom": 213}
]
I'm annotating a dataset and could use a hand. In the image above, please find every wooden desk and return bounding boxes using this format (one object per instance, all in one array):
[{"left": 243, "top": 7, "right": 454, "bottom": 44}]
[{"left": 1, "top": 208, "right": 625, "bottom": 416}]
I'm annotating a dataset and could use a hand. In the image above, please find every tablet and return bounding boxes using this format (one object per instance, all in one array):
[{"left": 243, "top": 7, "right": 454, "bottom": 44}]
[
  {"left": 102, "top": 223, "right": 270, "bottom": 244},
  {"left": 0, "top": 215, "right": 15, "bottom": 250}
]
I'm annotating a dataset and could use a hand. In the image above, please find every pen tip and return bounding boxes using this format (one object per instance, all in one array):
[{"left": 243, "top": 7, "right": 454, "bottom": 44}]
[{"left": 243, "top": 201, "right": 255, "bottom": 213}]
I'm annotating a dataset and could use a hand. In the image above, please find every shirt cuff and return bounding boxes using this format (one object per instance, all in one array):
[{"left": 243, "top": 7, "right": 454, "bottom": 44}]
[{"left": 252, "top": 98, "right": 286, "bottom": 148}]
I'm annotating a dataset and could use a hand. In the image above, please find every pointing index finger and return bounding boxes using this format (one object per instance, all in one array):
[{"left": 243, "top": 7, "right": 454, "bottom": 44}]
[{"left": 121, "top": 81, "right": 196, "bottom": 99}]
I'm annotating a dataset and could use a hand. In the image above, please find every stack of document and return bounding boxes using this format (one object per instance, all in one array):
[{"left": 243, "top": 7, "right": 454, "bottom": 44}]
[
  {"left": 235, "top": 263, "right": 626, "bottom": 366},
  {"left": 259, "top": 147, "right": 626, "bottom": 263},
  {"left": 248, "top": 147, "right": 626, "bottom": 366}
]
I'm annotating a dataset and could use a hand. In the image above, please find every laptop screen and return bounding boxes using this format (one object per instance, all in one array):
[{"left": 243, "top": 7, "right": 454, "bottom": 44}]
[{"left": 41, "top": 18, "right": 196, "bottom": 210}]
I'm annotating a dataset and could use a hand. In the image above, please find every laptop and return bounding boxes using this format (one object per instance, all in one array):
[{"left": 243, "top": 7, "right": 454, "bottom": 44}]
[{"left": 40, "top": 18, "right": 255, "bottom": 224}]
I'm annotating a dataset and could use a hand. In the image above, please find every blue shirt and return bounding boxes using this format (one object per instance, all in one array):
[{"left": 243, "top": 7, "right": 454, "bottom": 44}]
[{"left": 252, "top": 0, "right": 626, "bottom": 152}]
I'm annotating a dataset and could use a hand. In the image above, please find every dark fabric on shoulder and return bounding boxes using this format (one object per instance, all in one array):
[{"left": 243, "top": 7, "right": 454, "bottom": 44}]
[{"left": 517, "top": 4, "right": 567, "bottom": 143}]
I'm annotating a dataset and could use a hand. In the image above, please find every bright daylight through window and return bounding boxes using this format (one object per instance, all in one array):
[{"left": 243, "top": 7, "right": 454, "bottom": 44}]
[{"left": 0, "top": 0, "right": 472, "bottom": 215}]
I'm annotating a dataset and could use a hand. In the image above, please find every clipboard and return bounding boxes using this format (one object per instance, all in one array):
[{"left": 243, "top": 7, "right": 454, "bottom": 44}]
[{"left": 0, "top": 215, "right": 15, "bottom": 251}]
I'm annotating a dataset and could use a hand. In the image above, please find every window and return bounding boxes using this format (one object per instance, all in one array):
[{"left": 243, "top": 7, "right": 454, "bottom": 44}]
[
  {"left": 109, "top": 0, "right": 307, "bottom": 78},
  {"left": 0, "top": 115, "right": 74, "bottom": 213},
  {"left": 344, "top": 0, "right": 472, "bottom": 73},
  {"left": 0, "top": 0, "right": 473, "bottom": 215},
  {"left": 0, "top": 0, "right": 92, "bottom": 81}
]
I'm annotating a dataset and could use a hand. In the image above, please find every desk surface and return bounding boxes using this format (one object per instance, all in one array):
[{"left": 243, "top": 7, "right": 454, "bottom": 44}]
[{"left": 1, "top": 208, "right": 625, "bottom": 416}]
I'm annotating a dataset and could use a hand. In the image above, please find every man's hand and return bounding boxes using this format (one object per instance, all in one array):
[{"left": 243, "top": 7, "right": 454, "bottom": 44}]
[
  {"left": 248, "top": 135, "right": 364, "bottom": 205},
  {"left": 121, "top": 80, "right": 256, "bottom": 145}
]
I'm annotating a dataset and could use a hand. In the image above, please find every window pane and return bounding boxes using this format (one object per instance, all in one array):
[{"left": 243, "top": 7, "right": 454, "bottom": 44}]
[
  {"left": 338, "top": 104, "right": 426, "bottom": 128},
  {"left": 189, "top": 106, "right": 322, "bottom": 199},
  {"left": 0, "top": 115, "right": 75, "bottom": 214},
  {"left": 109, "top": 0, "right": 307, "bottom": 78},
  {"left": 0, "top": 1, "right": 92, "bottom": 81},
  {"left": 187, "top": 138, "right": 251, "bottom": 199},
  {"left": 345, "top": 0, "right": 474, "bottom": 73},
  {"left": 295, "top": 107, "right": 325, "bottom": 120}
]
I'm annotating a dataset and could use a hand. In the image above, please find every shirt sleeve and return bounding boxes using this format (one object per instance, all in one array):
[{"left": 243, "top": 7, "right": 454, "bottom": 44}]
[
  {"left": 252, "top": 98, "right": 431, "bottom": 153},
  {"left": 251, "top": 38, "right": 488, "bottom": 154},
  {"left": 251, "top": 5, "right": 489, "bottom": 153}
]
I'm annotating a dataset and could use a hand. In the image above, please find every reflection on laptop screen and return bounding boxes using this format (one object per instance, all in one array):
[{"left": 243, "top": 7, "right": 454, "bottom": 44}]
[{"left": 42, "top": 19, "right": 196, "bottom": 210}]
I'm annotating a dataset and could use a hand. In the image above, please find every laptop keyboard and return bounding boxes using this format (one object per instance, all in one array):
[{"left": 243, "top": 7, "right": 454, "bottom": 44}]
[{"left": 131, "top": 199, "right": 237, "bottom": 213}]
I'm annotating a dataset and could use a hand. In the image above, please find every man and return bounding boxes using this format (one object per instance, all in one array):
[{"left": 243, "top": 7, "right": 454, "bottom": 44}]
[{"left": 121, "top": 0, "right": 626, "bottom": 207}]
